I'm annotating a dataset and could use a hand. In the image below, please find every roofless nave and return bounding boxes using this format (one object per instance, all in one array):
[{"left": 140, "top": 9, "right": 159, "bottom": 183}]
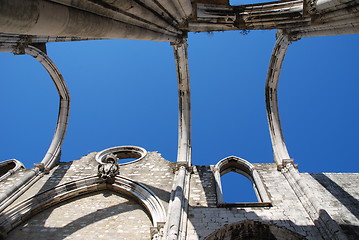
[{"left": 0, "top": 0, "right": 358, "bottom": 239}]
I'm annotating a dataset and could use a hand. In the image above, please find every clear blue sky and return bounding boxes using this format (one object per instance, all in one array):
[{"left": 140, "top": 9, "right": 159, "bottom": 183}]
[{"left": 0, "top": 30, "right": 358, "bottom": 201}]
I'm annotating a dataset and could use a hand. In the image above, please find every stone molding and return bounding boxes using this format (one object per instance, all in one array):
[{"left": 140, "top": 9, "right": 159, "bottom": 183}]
[
  {"left": 265, "top": 32, "right": 291, "bottom": 167},
  {"left": 0, "top": 159, "right": 25, "bottom": 182},
  {"left": 0, "top": 175, "right": 166, "bottom": 238},
  {"left": 96, "top": 145, "right": 147, "bottom": 166},
  {"left": 213, "top": 156, "right": 271, "bottom": 206},
  {"left": 0, "top": 43, "right": 70, "bottom": 170},
  {"left": 0, "top": 43, "right": 70, "bottom": 213}
]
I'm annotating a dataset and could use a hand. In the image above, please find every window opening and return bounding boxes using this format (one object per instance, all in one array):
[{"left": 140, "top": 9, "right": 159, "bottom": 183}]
[
  {"left": 0, "top": 53, "right": 58, "bottom": 168},
  {"left": 96, "top": 146, "right": 147, "bottom": 165},
  {"left": 230, "top": 0, "right": 270, "bottom": 5},
  {"left": 115, "top": 150, "right": 143, "bottom": 164},
  {"left": 221, "top": 171, "right": 258, "bottom": 203},
  {"left": 214, "top": 156, "right": 271, "bottom": 207}
]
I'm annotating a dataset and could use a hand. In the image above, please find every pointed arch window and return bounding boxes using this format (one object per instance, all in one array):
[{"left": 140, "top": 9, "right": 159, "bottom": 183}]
[{"left": 213, "top": 156, "right": 271, "bottom": 207}]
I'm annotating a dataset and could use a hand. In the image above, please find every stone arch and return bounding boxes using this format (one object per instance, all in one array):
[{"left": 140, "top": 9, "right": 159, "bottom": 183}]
[
  {"left": 265, "top": 32, "right": 291, "bottom": 167},
  {"left": 204, "top": 220, "right": 306, "bottom": 240},
  {"left": 96, "top": 145, "right": 147, "bottom": 165},
  {"left": 0, "top": 43, "right": 70, "bottom": 170},
  {"left": 0, "top": 175, "right": 166, "bottom": 239},
  {"left": 7, "top": 190, "right": 153, "bottom": 240},
  {"left": 0, "top": 159, "right": 24, "bottom": 182},
  {"left": 213, "top": 156, "right": 271, "bottom": 206}
]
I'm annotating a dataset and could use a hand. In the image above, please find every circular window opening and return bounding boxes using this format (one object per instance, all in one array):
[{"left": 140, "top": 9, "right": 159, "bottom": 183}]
[{"left": 96, "top": 146, "right": 147, "bottom": 165}]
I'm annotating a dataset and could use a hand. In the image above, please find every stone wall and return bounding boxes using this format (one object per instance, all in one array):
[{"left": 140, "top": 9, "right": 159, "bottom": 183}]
[
  {"left": 7, "top": 190, "right": 152, "bottom": 240},
  {"left": 302, "top": 173, "right": 359, "bottom": 239},
  {"left": 5, "top": 151, "right": 174, "bottom": 211},
  {"left": 119, "top": 151, "right": 175, "bottom": 210},
  {"left": 189, "top": 165, "right": 217, "bottom": 207},
  {"left": 1, "top": 151, "right": 358, "bottom": 240},
  {"left": 186, "top": 164, "right": 323, "bottom": 240},
  {"left": 1, "top": 151, "right": 174, "bottom": 239}
]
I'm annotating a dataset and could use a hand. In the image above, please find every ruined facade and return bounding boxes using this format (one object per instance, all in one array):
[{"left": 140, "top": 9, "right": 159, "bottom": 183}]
[{"left": 0, "top": 0, "right": 358, "bottom": 239}]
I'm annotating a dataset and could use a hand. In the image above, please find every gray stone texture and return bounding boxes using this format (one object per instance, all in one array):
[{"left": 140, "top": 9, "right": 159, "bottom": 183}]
[
  {"left": 7, "top": 190, "right": 152, "bottom": 240},
  {"left": 4, "top": 151, "right": 174, "bottom": 212},
  {"left": 186, "top": 163, "right": 323, "bottom": 240},
  {"left": 0, "top": 168, "right": 30, "bottom": 196},
  {"left": 189, "top": 166, "right": 217, "bottom": 207},
  {"left": 119, "top": 151, "right": 175, "bottom": 211},
  {"left": 0, "top": 153, "right": 358, "bottom": 240},
  {"left": 302, "top": 173, "right": 359, "bottom": 239}
]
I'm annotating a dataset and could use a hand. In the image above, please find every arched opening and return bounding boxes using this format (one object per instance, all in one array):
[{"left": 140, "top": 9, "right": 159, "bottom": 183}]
[
  {"left": 51, "top": 40, "right": 178, "bottom": 163},
  {"left": 278, "top": 35, "right": 359, "bottom": 173},
  {"left": 0, "top": 53, "right": 58, "bottom": 168},
  {"left": 214, "top": 156, "right": 271, "bottom": 206},
  {"left": 0, "top": 175, "right": 166, "bottom": 238},
  {"left": 221, "top": 171, "right": 258, "bottom": 203}
]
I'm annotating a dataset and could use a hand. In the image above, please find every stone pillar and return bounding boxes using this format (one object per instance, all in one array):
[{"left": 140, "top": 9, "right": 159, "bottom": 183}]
[
  {"left": 165, "top": 39, "right": 192, "bottom": 240},
  {"left": 173, "top": 39, "right": 192, "bottom": 165}
]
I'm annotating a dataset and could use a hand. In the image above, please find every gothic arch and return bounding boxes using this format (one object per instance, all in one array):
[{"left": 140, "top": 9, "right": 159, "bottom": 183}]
[
  {"left": 265, "top": 32, "right": 291, "bottom": 167},
  {"left": 0, "top": 43, "right": 70, "bottom": 170},
  {"left": 0, "top": 175, "right": 166, "bottom": 238},
  {"left": 213, "top": 156, "right": 271, "bottom": 206},
  {"left": 204, "top": 220, "right": 306, "bottom": 240}
]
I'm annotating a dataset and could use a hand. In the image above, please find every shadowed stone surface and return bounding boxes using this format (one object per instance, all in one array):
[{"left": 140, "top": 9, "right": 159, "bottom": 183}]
[{"left": 7, "top": 191, "right": 152, "bottom": 240}]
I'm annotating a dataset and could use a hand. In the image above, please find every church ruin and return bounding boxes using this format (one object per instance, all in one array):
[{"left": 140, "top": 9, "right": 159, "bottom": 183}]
[{"left": 0, "top": 0, "right": 358, "bottom": 239}]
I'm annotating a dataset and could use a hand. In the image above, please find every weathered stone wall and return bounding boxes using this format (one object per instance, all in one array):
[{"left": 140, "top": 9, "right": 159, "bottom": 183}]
[
  {"left": 186, "top": 163, "right": 323, "bottom": 240},
  {"left": 119, "top": 151, "right": 175, "bottom": 210},
  {"left": 1, "top": 152, "right": 358, "bottom": 240},
  {"left": 301, "top": 173, "right": 359, "bottom": 240},
  {"left": 189, "top": 165, "right": 217, "bottom": 207},
  {"left": 0, "top": 168, "right": 30, "bottom": 200},
  {"left": 7, "top": 152, "right": 99, "bottom": 208},
  {"left": 7, "top": 190, "right": 152, "bottom": 240},
  {"left": 1, "top": 151, "right": 174, "bottom": 239},
  {"left": 6, "top": 151, "right": 174, "bottom": 211}
]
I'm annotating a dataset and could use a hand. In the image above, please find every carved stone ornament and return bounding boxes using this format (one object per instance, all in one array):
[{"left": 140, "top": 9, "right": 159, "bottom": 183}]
[{"left": 97, "top": 153, "right": 119, "bottom": 183}]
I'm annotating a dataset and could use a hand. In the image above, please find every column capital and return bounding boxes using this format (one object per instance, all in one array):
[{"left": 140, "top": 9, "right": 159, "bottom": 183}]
[{"left": 277, "top": 159, "right": 297, "bottom": 171}]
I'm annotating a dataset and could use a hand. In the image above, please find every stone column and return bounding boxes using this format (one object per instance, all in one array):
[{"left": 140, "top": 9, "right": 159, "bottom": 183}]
[{"left": 165, "top": 39, "right": 192, "bottom": 240}]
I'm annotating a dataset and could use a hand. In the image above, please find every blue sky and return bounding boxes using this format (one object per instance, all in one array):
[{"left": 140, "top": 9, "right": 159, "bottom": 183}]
[{"left": 1, "top": 30, "right": 358, "bottom": 201}]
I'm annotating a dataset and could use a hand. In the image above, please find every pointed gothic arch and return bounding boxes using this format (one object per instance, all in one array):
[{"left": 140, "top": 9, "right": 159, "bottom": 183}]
[
  {"left": 0, "top": 43, "right": 70, "bottom": 170},
  {"left": 213, "top": 156, "right": 271, "bottom": 207}
]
